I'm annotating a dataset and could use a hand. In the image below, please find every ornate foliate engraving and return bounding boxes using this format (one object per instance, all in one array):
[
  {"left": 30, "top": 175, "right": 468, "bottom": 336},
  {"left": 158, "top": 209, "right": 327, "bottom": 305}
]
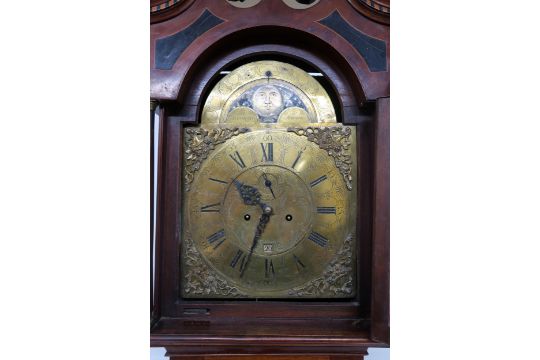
[
  {"left": 183, "top": 234, "right": 247, "bottom": 297},
  {"left": 287, "top": 126, "right": 353, "bottom": 190},
  {"left": 288, "top": 234, "right": 354, "bottom": 297},
  {"left": 184, "top": 127, "right": 249, "bottom": 191}
]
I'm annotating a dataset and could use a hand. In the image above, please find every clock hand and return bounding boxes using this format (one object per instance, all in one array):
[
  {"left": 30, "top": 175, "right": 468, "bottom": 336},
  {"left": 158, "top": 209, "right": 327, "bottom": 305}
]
[
  {"left": 233, "top": 179, "right": 262, "bottom": 206},
  {"left": 240, "top": 205, "right": 272, "bottom": 277},
  {"left": 262, "top": 172, "right": 276, "bottom": 199}
]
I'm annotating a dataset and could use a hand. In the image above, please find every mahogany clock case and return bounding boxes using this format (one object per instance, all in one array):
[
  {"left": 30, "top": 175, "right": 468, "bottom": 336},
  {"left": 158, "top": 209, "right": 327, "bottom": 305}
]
[{"left": 150, "top": 0, "right": 389, "bottom": 356}]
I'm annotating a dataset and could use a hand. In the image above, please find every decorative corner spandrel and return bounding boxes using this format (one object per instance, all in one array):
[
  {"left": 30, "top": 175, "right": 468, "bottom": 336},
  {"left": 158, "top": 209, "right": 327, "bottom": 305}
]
[
  {"left": 184, "top": 127, "right": 250, "bottom": 191},
  {"left": 287, "top": 126, "right": 353, "bottom": 190},
  {"left": 288, "top": 234, "right": 354, "bottom": 297},
  {"left": 183, "top": 234, "right": 248, "bottom": 298}
]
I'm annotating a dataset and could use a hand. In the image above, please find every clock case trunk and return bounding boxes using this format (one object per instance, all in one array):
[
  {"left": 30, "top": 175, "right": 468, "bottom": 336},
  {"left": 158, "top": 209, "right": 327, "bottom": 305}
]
[{"left": 150, "top": 1, "right": 389, "bottom": 357}]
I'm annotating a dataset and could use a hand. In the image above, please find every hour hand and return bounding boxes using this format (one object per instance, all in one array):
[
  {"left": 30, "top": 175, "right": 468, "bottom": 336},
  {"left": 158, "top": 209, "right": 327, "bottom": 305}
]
[{"left": 233, "top": 179, "right": 262, "bottom": 206}]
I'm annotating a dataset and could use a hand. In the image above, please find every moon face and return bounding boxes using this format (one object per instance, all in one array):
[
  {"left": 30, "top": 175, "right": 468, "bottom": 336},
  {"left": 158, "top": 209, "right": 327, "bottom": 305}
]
[{"left": 251, "top": 85, "right": 284, "bottom": 120}]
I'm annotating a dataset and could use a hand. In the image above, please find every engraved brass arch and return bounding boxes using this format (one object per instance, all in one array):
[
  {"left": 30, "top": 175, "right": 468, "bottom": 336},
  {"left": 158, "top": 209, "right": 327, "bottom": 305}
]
[{"left": 201, "top": 60, "right": 337, "bottom": 126}]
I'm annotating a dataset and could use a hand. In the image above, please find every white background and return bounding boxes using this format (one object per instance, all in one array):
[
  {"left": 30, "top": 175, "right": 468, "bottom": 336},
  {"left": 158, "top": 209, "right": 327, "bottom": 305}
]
[{"left": 2, "top": 1, "right": 540, "bottom": 360}]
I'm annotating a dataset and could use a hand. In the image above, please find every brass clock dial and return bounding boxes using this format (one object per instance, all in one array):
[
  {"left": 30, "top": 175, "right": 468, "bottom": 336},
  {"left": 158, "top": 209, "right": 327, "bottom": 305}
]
[
  {"left": 182, "top": 127, "right": 356, "bottom": 298},
  {"left": 181, "top": 60, "right": 356, "bottom": 299}
]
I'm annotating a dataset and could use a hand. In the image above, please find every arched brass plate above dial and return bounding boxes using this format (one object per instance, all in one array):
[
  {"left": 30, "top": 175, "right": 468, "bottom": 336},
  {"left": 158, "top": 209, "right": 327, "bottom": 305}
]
[{"left": 201, "top": 61, "right": 336, "bottom": 126}]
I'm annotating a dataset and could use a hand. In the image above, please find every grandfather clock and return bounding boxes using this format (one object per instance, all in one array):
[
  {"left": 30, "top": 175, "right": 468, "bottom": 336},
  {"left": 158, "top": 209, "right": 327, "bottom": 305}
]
[{"left": 150, "top": 1, "right": 389, "bottom": 359}]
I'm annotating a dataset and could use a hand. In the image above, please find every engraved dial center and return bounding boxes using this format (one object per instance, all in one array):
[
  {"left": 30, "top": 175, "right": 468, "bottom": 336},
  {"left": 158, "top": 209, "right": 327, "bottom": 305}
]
[{"left": 222, "top": 165, "right": 314, "bottom": 257}]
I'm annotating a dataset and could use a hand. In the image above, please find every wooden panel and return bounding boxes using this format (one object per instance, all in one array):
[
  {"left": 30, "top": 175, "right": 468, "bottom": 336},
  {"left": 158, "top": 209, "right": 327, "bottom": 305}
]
[
  {"left": 151, "top": 0, "right": 197, "bottom": 24},
  {"left": 150, "top": 0, "right": 389, "bottom": 101},
  {"left": 347, "top": 0, "right": 390, "bottom": 25},
  {"left": 152, "top": 318, "right": 371, "bottom": 340},
  {"left": 370, "top": 98, "right": 390, "bottom": 344},
  {"left": 158, "top": 114, "right": 183, "bottom": 316},
  {"left": 169, "top": 356, "right": 363, "bottom": 360},
  {"left": 355, "top": 109, "right": 375, "bottom": 317},
  {"left": 170, "top": 355, "right": 364, "bottom": 360}
]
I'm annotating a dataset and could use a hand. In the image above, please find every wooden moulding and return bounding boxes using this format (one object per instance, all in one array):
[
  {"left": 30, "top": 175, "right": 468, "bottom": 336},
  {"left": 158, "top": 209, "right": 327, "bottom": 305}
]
[
  {"left": 347, "top": 0, "right": 390, "bottom": 25},
  {"left": 370, "top": 98, "right": 390, "bottom": 344},
  {"left": 150, "top": 0, "right": 389, "bottom": 102}
]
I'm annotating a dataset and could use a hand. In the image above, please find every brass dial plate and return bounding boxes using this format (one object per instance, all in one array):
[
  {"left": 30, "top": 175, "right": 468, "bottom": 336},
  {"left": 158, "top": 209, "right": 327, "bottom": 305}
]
[
  {"left": 181, "top": 126, "right": 356, "bottom": 298},
  {"left": 201, "top": 60, "right": 336, "bottom": 126}
]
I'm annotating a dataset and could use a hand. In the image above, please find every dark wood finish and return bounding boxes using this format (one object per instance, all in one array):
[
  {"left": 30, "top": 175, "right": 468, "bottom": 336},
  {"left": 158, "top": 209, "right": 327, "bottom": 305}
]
[
  {"left": 167, "top": 352, "right": 367, "bottom": 360},
  {"left": 151, "top": 0, "right": 390, "bottom": 356},
  {"left": 347, "top": 0, "right": 390, "bottom": 25},
  {"left": 159, "top": 115, "right": 183, "bottom": 317},
  {"left": 168, "top": 353, "right": 366, "bottom": 359},
  {"left": 355, "top": 108, "right": 375, "bottom": 318},
  {"left": 151, "top": 0, "right": 389, "bottom": 101},
  {"left": 157, "top": 318, "right": 373, "bottom": 358},
  {"left": 371, "top": 98, "right": 390, "bottom": 344},
  {"left": 151, "top": 0, "right": 197, "bottom": 24},
  {"left": 167, "top": 358, "right": 364, "bottom": 360}
]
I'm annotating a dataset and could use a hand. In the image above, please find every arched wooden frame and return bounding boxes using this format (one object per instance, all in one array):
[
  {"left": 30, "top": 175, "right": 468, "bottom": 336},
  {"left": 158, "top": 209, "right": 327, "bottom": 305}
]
[
  {"left": 150, "top": 2, "right": 390, "bottom": 101},
  {"left": 151, "top": 2, "right": 389, "bottom": 357}
]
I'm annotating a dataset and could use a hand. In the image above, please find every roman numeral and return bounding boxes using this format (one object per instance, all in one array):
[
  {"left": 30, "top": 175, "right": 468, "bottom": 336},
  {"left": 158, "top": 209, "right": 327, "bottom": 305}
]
[
  {"left": 200, "top": 202, "right": 220, "bottom": 213},
  {"left": 261, "top": 143, "right": 273, "bottom": 162},
  {"left": 291, "top": 151, "right": 303, "bottom": 169},
  {"left": 317, "top": 206, "right": 336, "bottom": 214},
  {"left": 265, "top": 258, "right": 275, "bottom": 278},
  {"left": 309, "top": 175, "right": 327, "bottom": 187},
  {"left": 208, "top": 177, "right": 228, "bottom": 185},
  {"left": 239, "top": 254, "right": 247, "bottom": 273},
  {"left": 230, "top": 249, "right": 245, "bottom": 269},
  {"left": 212, "top": 238, "right": 226, "bottom": 250},
  {"left": 293, "top": 254, "right": 306, "bottom": 271},
  {"left": 229, "top": 151, "right": 246, "bottom": 169},
  {"left": 308, "top": 231, "right": 328, "bottom": 247},
  {"left": 207, "top": 229, "right": 225, "bottom": 245}
]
